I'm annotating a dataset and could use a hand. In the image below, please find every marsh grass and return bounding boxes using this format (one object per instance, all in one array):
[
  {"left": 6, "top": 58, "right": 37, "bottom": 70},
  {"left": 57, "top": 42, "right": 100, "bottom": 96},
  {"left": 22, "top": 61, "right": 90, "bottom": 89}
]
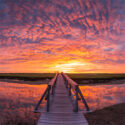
[
  {"left": 67, "top": 73, "right": 125, "bottom": 79},
  {"left": 0, "top": 73, "right": 55, "bottom": 81},
  {"left": 67, "top": 73, "right": 125, "bottom": 85},
  {"left": 0, "top": 73, "right": 125, "bottom": 84}
]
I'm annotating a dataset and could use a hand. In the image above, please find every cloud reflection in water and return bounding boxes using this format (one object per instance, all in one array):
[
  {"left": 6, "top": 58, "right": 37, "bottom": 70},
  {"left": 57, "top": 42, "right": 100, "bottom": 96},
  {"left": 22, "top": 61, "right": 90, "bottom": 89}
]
[{"left": 79, "top": 83, "right": 125, "bottom": 111}]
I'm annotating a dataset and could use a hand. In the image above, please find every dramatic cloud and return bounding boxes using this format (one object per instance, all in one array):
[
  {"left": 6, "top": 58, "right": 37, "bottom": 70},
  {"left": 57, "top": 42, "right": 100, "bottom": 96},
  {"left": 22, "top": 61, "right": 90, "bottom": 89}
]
[{"left": 0, "top": 0, "right": 125, "bottom": 73}]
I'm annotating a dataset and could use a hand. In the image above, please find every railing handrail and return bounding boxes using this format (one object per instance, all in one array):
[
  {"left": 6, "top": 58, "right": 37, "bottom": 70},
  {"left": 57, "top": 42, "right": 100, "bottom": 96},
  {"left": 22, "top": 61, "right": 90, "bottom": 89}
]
[
  {"left": 34, "top": 73, "right": 58, "bottom": 112},
  {"left": 48, "top": 73, "right": 58, "bottom": 86},
  {"left": 34, "top": 73, "right": 89, "bottom": 113},
  {"left": 61, "top": 72, "right": 90, "bottom": 112},
  {"left": 61, "top": 72, "right": 78, "bottom": 88}
]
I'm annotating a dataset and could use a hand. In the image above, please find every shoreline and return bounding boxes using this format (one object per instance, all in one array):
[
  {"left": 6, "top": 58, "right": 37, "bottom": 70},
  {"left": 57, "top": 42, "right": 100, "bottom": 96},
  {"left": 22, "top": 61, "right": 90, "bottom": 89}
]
[{"left": 85, "top": 103, "right": 125, "bottom": 125}]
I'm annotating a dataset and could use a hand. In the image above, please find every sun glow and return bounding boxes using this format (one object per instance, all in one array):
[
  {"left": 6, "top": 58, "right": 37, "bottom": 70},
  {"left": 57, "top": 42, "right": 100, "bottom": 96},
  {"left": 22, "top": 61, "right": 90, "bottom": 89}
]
[{"left": 54, "top": 62, "right": 85, "bottom": 73}]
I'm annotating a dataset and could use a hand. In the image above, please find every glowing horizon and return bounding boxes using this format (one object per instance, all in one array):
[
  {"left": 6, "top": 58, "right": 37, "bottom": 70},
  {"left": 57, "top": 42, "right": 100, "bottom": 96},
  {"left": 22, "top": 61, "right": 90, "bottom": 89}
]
[{"left": 0, "top": 0, "right": 125, "bottom": 73}]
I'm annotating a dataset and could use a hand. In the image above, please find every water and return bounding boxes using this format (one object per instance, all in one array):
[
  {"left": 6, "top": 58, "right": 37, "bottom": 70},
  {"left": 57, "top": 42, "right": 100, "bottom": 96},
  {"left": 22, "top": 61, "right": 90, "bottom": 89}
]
[
  {"left": 0, "top": 81, "right": 125, "bottom": 124},
  {"left": 79, "top": 84, "right": 125, "bottom": 111},
  {"left": 0, "top": 81, "right": 47, "bottom": 125}
]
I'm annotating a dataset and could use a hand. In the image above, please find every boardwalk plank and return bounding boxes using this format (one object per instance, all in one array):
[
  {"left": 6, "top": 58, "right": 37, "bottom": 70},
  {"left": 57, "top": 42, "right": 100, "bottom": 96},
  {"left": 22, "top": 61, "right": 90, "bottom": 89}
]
[{"left": 37, "top": 74, "right": 88, "bottom": 125}]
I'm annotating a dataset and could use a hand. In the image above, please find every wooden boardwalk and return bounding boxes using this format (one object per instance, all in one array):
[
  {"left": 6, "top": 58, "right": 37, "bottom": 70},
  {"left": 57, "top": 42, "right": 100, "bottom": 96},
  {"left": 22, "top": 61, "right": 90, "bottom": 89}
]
[{"left": 37, "top": 74, "right": 89, "bottom": 125}]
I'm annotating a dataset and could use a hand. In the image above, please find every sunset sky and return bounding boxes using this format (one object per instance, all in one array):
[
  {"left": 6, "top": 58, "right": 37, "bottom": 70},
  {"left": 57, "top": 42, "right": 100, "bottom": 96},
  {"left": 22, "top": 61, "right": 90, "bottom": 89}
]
[{"left": 0, "top": 0, "right": 125, "bottom": 73}]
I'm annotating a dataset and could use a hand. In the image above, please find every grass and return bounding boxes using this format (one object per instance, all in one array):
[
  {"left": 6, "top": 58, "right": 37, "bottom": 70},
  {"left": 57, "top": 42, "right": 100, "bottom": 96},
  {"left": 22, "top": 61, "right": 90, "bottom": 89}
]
[
  {"left": 0, "top": 74, "right": 125, "bottom": 124},
  {"left": 0, "top": 73, "right": 125, "bottom": 85},
  {"left": 0, "top": 73, "right": 55, "bottom": 81},
  {"left": 0, "top": 73, "right": 125, "bottom": 80},
  {"left": 85, "top": 103, "right": 125, "bottom": 125},
  {"left": 66, "top": 73, "right": 125, "bottom": 85},
  {"left": 67, "top": 73, "right": 125, "bottom": 79}
]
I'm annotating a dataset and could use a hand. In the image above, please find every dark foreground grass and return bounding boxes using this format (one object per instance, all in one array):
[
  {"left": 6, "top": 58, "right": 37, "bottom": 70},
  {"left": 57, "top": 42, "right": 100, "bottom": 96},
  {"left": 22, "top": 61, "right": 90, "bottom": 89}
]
[
  {"left": 85, "top": 103, "right": 125, "bottom": 125},
  {"left": 67, "top": 73, "right": 125, "bottom": 84},
  {"left": 0, "top": 73, "right": 55, "bottom": 81},
  {"left": 0, "top": 73, "right": 125, "bottom": 85},
  {"left": 67, "top": 73, "right": 125, "bottom": 79}
]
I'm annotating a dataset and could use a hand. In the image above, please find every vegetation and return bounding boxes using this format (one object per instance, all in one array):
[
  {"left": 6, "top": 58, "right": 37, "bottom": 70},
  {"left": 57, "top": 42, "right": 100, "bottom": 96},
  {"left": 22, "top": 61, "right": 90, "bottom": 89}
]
[
  {"left": 0, "top": 73, "right": 55, "bottom": 81},
  {"left": 0, "top": 73, "right": 125, "bottom": 85},
  {"left": 85, "top": 103, "right": 125, "bottom": 125},
  {"left": 67, "top": 73, "right": 125, "bottom": 84},
  {"left": 67, "top": 73, "right": 125, "bottom": 79}
]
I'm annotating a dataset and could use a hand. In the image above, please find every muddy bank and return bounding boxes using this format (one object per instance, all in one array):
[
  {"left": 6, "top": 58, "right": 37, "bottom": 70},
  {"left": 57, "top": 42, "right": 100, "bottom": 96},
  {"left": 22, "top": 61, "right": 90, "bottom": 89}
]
[{"left": 85, "top": 103, "right": 125, "bottom": 125}]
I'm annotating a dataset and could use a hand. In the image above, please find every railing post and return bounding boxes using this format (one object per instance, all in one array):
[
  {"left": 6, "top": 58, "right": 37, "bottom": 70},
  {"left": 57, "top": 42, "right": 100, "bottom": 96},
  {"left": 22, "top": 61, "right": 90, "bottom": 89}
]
[
  {"left": 34, "top": 87, "right": 48, "bottom": 112},
  {"left": 52, "top": 76, "right": 58, "bottom": 95},
  {"left": 66, "top": 79, "right": 68, "bottom": 88},
  {"left": 62, "top": 73, "right": 68, "bottom": 88},
  {"left": 74, "top": 85, "right": 78, "bottom": 112},
  {"left": 69, "top": 84, "right": 71, "bottom": 96},
  {"left": 47, "top": 85, "right": 51, "bottom": 112},
  {"left": 78, "top": 87, "right": 90, "bottom": 111},
  {"left": 54, "top": 75, "right": 57, "bottom": 87},
  {"left": 52, "top": 86, "right": 54, "bottom": 95},
  {"left": 64, "top": 78, "right": 67, "bottom": 86}
]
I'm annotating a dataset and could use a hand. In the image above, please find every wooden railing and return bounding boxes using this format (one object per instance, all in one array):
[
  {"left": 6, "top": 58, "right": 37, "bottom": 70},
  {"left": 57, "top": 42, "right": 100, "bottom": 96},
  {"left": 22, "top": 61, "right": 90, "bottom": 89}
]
[
  {"left": 61, "top": 72, "right": 90, "bottom": 112},
  {"left": 34, "top": 73, "right": 58, "bottom": 112}
]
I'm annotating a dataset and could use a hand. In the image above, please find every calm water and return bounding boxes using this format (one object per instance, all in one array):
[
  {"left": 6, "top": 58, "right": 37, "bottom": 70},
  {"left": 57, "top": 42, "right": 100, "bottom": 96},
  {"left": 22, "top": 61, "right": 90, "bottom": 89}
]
[
  {"left": 79, "top": 84, "right": 125, "bottom": 111},
  {"left": 0, "top": 82, "right": 47, "bottom": 108},
  {"left": 0, "top": 81, "right": 47, "bottom": 125},
  {"left": 0, "top": 81, "right": 125, "bottom": 124}
]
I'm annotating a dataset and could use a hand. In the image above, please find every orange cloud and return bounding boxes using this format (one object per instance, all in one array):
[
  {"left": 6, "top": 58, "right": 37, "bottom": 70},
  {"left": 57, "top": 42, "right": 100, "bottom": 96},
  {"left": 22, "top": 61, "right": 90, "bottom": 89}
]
[{"left": 0, "top": 0, "right": 125, "bottom": 73}]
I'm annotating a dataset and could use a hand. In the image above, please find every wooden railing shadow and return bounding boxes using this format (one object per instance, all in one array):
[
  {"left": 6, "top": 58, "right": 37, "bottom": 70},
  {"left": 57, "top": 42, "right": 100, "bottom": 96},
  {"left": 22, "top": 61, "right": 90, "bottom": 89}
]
[
  {"left": 34, "top": 73, "right": 58, "bottom": 113},
  {"left": 61, "top": 72, "right": 90, "bottom": 112}
]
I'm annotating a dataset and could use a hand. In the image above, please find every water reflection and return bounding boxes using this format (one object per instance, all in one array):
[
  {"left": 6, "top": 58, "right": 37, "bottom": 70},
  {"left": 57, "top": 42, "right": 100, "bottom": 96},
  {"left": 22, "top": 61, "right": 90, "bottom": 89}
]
[
  {"left": 0, "top": 81, "right": 47, "bottom": 125},
  {"left": 0, "top": 81, "right": 125, "bottom": 124},
  {"left": 79, "top": 84, "right": 125, "bottom": 111}
]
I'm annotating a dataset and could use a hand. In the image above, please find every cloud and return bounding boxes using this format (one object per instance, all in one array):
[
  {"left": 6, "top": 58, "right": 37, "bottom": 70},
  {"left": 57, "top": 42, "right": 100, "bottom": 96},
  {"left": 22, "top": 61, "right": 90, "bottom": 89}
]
[
  {"left": 43, "top": 49, "right": 52, "bottom": 54},
  {"left": 0, "top": 0, "right": 125, "bottom": 73}
]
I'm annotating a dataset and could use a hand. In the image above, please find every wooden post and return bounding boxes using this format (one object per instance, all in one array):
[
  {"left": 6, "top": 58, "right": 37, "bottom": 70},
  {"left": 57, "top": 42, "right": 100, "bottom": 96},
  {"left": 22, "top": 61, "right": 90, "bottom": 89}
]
[
  {"left": 74, "top": 85, "right": 78, "bottom": 112},
  {"left": 64, "top": 78, "right": 66, "bottom": 86},
  {"left": 54, "top": 76, "right": 57, "bottom": 87},
  {"left": 78, "top": 87, "right": 90, "bottom": 111},
  {"left": 47, "top": 85, "right": 51, "bottom": 112},
  {"left": 63, "top": 75, "right": 66, "bottom": 87},
  {"left": 52, "top": 86, "right": 54, "bottom": 95},
  {"left": 69, "top": 84, "right": 71, "bottom": 96},
  {"left": 34, "top": 87, "right": 48, "bottom": 112},
  {"left": 66, "top": 80, "right": 68, "bottom": 88}
]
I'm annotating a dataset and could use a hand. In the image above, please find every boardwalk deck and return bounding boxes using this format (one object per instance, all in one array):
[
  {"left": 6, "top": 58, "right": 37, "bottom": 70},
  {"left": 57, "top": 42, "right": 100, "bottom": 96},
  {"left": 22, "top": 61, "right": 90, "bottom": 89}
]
[{"left": 37, "top": 74, "right": 88, "bottom": 125}]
